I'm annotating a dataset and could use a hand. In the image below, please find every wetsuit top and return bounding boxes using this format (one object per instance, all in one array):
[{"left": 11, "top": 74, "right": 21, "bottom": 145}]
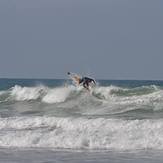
[{"left": 79, "top": 77, "right": 96, "bottom": 84}]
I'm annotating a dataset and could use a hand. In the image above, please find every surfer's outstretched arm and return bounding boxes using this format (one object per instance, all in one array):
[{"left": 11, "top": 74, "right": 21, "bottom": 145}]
[{"left": 67, "top": 72, "right": 81, "bottom": 86}]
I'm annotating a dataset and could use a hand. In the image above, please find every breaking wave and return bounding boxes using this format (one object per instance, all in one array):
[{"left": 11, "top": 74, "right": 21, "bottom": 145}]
[
  {"left": 0, "top": 85, "right": 75, "bottom": 104},
  {"left": 0, "top": 84, "right": 162, "bottom": 101},
  {"left": 0, "top": 85, "right": 163, "bottom": 117},
  {"left": 0, "top": 85, "right": 162, "bottom": 114},
  {"left": 0, "top": 83, "right": 163, "bottom": 150},
  {"left": 0, "top": 116, "right": 163, "bottom": 150}
]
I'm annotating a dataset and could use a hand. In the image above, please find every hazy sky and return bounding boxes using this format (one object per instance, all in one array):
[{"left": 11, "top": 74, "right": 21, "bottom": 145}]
[{"left": 0, "top": 0, "right": 163, "bottom": 79}]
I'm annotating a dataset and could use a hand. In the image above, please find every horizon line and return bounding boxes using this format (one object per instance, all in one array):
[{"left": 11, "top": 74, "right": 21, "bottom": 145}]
[{"left": 0, "top": 77, "right": 163, "bottom": 82}]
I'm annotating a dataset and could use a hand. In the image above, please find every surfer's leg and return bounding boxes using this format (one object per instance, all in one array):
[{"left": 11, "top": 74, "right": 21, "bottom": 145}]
[
  {"left": 83, "top": 82, "right": 89, "bottom": 91},
  {"left": 83, "top": 83, "right": 87, "bottom": 89}
]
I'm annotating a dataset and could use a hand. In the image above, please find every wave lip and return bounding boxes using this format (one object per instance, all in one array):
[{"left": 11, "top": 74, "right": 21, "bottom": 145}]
[
  {"left": 10, "top": 85, "right": 46, "bottom": 101},
  {"left": 0, "top": 85, "right": 76, "bottom": 103},
  {"left": 0, "top": 85, "right": 163, "bottom": 115},
  {"left": 0, "top": 84, "right": 162, "bottom": 102},
  {"left": 0, "top": 116, "right": 163, "bottom": 150},
  {"left": 42, "top": 86, "right": 74, "bottom": 103}
]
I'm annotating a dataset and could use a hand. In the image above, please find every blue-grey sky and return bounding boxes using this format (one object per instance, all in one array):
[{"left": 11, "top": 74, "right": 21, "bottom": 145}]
[{"left": 0, "top": 0, "right": 163, "bottom": 79}]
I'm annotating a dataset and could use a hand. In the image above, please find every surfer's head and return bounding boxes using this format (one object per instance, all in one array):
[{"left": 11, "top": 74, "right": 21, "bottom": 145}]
[{"left": 67, "top": 72, "right": 70, "bottom": 75}]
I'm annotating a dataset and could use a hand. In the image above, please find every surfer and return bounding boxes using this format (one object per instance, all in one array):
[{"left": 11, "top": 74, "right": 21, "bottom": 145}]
[
  {"left": 67, "top": 72, "right": 96, "bottom": 90},
  {"left": 79, "top": 76, "right": 96, "bottom": 90}
]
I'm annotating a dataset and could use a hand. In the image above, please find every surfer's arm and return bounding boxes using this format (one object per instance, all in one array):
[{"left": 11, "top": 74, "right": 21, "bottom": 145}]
[{"left": 74, "top": 76, "right": 81, "bottom": 85}]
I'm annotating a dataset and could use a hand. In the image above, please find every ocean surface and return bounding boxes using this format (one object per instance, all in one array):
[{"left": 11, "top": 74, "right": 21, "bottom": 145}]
[{"left": 0, "top": 78, "right": 163, "bottom": 163}]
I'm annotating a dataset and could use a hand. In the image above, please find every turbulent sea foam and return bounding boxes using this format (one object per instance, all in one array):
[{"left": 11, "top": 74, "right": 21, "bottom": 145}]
[{"left": 0, "top": 81, "right": 163, "bottom": 150}]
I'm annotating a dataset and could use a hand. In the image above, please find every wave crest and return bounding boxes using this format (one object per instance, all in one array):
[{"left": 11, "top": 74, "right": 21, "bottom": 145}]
[
  {"left": 8, "top": 85, "right": 76, "bottom": 103},
  {"left": 0, "top": 84, "right": 163, "bottom": 114},
  {"left": 10, "top": 85, "right": 46, "bottom": 101}
]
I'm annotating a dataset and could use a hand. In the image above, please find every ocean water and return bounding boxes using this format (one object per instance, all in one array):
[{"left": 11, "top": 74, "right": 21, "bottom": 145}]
[{"left": 0, "top": 78, "right": 163, "bottom": 162}]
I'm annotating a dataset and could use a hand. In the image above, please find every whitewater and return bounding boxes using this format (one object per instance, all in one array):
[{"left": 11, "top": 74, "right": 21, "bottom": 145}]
[{"left": 0, "top": 79, "right": 163, "bottom": 163}]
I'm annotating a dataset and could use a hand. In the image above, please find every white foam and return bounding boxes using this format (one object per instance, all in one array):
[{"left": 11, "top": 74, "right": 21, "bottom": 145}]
[
  {"left": 10, "top": 85, "right": 46, "bottom": 101},
  {"left": 42, "top": 86, "right": 74, "bottom": 103},
  {"left": 0, "top": 116, "right": 163, "bottom": 150},
  {"left": 91, "top": 85, "right": 163, "bottom": 113},
  {"left": 92, "top": 85, "right": 122, "bottom": 99},
  {"left": 9, "top": 85, "right": 77, "bottom": 103},
  {"left": 1, "top": 84, "right": 163, "bottom": 112},
  {"left": 0, "top": 91, "right": 6, "bottom": 96}
]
